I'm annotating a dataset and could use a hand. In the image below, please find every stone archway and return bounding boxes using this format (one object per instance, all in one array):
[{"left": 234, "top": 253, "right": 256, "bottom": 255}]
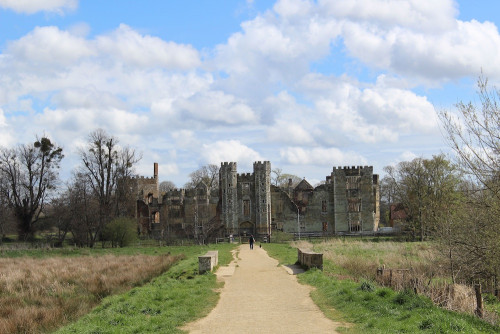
[{"left": 239, "top": 221, "right": 254, "bottom": 236}]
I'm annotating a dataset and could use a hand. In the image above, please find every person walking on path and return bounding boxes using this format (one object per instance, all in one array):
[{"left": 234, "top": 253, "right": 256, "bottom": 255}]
[
  {"left": 182, "top": 244, "right": 342, "bottom": 333},
  {"left": 249, "top": 235, "right": 255, "bottom": 249}
]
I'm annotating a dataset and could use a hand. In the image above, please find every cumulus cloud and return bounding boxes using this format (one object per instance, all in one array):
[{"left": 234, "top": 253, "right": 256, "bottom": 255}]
[
  {"left": 0, "top": 108, "right": 13, "bottom": 147},
  {"left": 172, "top": 90, "right": 259, "bottom": 126},
  {"left": 1, "top": 0, "right": 496, "bottom": 186},
  {"left": 200, "top": 140, "right": 264, "bottom": 168},
  {"left": 280, "top": 147, "right": 367, "bottom": 166},
  {"left": 96, "top": 24, "right": 200, "bottom": 70},
  {"left": 7, "top": 26, "right": 93, "bottom": 67},
  {"left": 0, "top": 0, "right": 77, "bottom": 14}
]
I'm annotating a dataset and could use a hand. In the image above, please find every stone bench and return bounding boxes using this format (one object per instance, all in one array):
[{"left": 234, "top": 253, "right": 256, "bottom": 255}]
[
  {"left": 297, "top": 248, "right": 323, "bottom": 270},
  {"left": 198, "top": 250, "right": 219, "bottom": 274}
]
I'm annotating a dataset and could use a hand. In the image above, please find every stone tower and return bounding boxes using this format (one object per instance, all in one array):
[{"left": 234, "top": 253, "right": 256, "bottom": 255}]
[
  {"left": 331, "top": 166, "right": 379, "bottom": 233},
  {"left": 219, "top": 162, "right": 238, "bottom": 234},
  {"left": 254, "top": 161, "right": 271, "bottom": 235}
]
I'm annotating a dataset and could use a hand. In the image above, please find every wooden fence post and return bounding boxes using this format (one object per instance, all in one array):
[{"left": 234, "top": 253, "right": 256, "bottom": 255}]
[{"left": 475, "top": 284, "right": 484, "bottom": 318}]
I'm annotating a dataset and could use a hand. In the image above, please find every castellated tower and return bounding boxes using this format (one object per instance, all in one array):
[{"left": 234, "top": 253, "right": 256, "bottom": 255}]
[
  {"left": 331, "top": 166, "right": 379, "bottom": 233},
  {"left": 219, "top": 162, "right": 238, "bottom": 234},
  {"left": 254, "top": 161, "right": 271, "bottom": 235}
]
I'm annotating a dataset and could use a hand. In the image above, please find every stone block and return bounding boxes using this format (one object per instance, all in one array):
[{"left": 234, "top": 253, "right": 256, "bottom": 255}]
[{"left": 297, "top": 248, "right": 323, "bottom": 270}]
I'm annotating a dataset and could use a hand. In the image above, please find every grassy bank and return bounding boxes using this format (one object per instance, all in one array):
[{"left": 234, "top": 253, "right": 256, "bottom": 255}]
[
  {"left": 263, "top": 242, "right": 499, "bottom": 333},
  {"left": 55, "top": 243, "right": 236, "bottom": 334}
]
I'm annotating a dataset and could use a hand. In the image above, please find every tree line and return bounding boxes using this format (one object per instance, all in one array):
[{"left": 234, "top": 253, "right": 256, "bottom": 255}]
[
  {"left": 380, "top": 76, "right": 499, "bottom": 287},
  {"left": 0, "top": 129, "right": 141, "bottom": 247}
]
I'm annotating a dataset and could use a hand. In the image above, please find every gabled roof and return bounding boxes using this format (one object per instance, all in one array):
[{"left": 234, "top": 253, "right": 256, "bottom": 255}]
[{"left": 295, "top": 179, "right": 313, "bottom": 191}]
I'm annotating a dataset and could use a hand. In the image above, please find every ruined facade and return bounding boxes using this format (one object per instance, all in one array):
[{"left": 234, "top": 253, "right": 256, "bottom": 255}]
[
  {"left": 271, "top": 166, "right": 379, "bottom": 234},
  {"left": 135, "top": 162, "right": 379, "bottom": 239}
]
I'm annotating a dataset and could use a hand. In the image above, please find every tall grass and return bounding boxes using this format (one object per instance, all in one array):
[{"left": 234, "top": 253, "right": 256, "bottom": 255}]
[
  {"left": 0, "top": 253, "right": 181, "bottom": 333},
  {"left": 306, "top": 239, "right": 499, "bottom": 321},
  {"left": 56, "top": 243, "right": 237, "bottom": 334}
]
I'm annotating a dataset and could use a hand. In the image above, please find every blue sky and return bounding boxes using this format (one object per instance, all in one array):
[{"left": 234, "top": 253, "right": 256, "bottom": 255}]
[{"left": 1, "top": 0, "right": 499, "bottom": 187}]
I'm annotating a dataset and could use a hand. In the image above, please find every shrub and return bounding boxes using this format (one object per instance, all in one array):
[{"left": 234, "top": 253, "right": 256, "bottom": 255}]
[
  {"left": 102, "top": 217, "right": 137, "bottom": 247},
  {"left": 360, "top": 281, "right": 376, "bottom": 292}
]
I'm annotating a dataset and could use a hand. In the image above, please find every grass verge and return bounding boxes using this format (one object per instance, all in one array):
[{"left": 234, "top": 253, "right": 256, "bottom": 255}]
[
  {"left": 263, "top": 243, "right": 499, "bottom": 333},
  {"left": 55, "top": 243, "right": 237, "bottom": 334}
]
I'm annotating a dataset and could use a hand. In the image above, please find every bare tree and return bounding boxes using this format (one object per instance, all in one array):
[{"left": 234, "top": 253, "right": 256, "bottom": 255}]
[
  {"left": 67, "top": 172, "right": 100, "bottom": 247},
  {"left": 159, "top": 181, "right": 176, "bottom": 193},
  {"left": 184, "top": 164, "right": 219, "bottom": 189},
  {"left": 0, "top": 137, "right": 63, "bottom": 241},
  {"left": 0, "top": 174, "right": 14, "bottom": 243},
  {"left": 78, "top": 129, "right": 140, "bottom": 246},
  {"left": 271, "top": 168, "right": 301, "bottom": 189},
  {"left": 439, "top": 75, "right": 500, "bottom": 197},
  {"left": 438, "top": 76, "right": 500, "bottom": 286},
  {"left": 115, "top": 146, "right": 141, "bottom": 217},
  {"left": 271, "top": 168, "right": 283, "bottom": 186}
]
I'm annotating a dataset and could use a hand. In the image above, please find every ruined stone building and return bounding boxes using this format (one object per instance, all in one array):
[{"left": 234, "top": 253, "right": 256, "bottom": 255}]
[{"left": 135, "top": 162, "right": 379, "bottom": 239}]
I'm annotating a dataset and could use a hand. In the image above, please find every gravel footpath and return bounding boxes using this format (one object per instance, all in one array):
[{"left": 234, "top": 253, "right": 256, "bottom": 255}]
[{"left": 182, "top": 244, "right": 341, "bottom": 333}]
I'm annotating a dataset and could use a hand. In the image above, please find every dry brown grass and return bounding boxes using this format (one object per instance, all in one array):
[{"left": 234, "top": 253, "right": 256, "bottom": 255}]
[{"left": 0, "top": 253, "right": 181, "bottom": 334}]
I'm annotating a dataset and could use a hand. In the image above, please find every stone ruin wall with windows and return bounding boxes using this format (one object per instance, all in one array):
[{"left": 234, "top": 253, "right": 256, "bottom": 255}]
[
  {"left": 270, "top": 166, "right": 380, "bottom": 235},
  {"left": 134, "top": 162, "right": 380, "bottom": 238}
]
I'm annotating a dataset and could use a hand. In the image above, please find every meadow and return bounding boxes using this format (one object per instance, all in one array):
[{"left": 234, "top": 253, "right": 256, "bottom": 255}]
[
  {"left": 0, "top": 243, "right": 236, "bottom": 334},
  {"left": 1, "top": 238, "right": 499, "bottom": 333}
]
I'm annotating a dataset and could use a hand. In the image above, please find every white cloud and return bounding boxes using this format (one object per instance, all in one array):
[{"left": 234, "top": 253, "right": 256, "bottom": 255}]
[
  {"left": 339, "top": 5, "right": 500, "bottom": 81},
  {"left": 319, "top": 0, "right": 457, "bottom": 32},
  {"left": 7, "top": 26, "right": 93, "bottom": 67},
  {"left": 268, "top": 120, "right": 315, "bottom": 145},
  {"left": 172, "top": 90, "right": 259, "bottom": 126},
  {"left": 0, "top": 0, "right": 77, "bottom": 14},
  {"left": 96, "top": 24, "right": 201, "bottom": 70},
  {"left": 280, "top": 147, "right": 367, "bottom": 166},
  {"left": 0, "top": 108, "right": 13, "bottom": 147},
  {"left": 200, "top": 140, "right": 264, "bottom": 168}
]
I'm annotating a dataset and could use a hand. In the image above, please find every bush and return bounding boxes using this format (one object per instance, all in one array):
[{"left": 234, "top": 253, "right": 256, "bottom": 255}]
[{"left": 102, "top": 218, "right": 137, "bottom": 247}]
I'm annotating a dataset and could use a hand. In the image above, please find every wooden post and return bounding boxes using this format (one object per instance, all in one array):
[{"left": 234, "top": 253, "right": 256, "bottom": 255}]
[
  {"left": 475, "top": 284, "right": 484, "bottom": 318},
  {"left": 389, "top": 269, "right": 393, "bottom": 287}
]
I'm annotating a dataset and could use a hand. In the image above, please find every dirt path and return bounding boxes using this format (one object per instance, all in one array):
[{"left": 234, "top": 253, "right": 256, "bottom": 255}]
[{"left": 182, "top": 244, "right": 342, "bottom": 333}]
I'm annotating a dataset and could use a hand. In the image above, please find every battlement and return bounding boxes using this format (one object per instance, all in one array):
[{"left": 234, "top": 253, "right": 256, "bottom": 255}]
[
  {"left": 332, "top": 165, "right": 371, "bottom": 171},
  {"left": 238, "top": 173, "right": 254, "bottom": 182},
  {"left": 221, "top": 161, "right": 237, "bottom": 168},
  {"left": 133, "top": 176, "right": 156, "bottom": 180},
  {"left": 253, "top": 161, "right": 271, "bottom": 173}
]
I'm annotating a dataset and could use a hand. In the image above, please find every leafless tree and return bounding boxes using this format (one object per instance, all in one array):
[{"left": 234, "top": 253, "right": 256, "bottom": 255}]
[
  {"left": 0, "top": 137, "right": 63, "bottom": 241},
  {"left": 272, "top": 168, "right": 301, "bottom": 189},
  {"left": 78, "top": 129, "right": 140, "bottom": 246},
  {"left": 159, "top": 181, "right": 176, "bottom": 193},
  {"left": 438, "top": 76, "right": 500, "bottom": 286},
  {"left": 184, "top": 164, "right": 219, "bottom": 189},
  {"left": 439, "top": 75, "right": 500, "bottom": 197}
]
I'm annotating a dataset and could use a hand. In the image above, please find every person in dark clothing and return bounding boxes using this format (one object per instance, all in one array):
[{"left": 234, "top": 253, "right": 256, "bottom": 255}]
[{"left": 249, "top": 235, "right": 255, "bottom": 249}]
